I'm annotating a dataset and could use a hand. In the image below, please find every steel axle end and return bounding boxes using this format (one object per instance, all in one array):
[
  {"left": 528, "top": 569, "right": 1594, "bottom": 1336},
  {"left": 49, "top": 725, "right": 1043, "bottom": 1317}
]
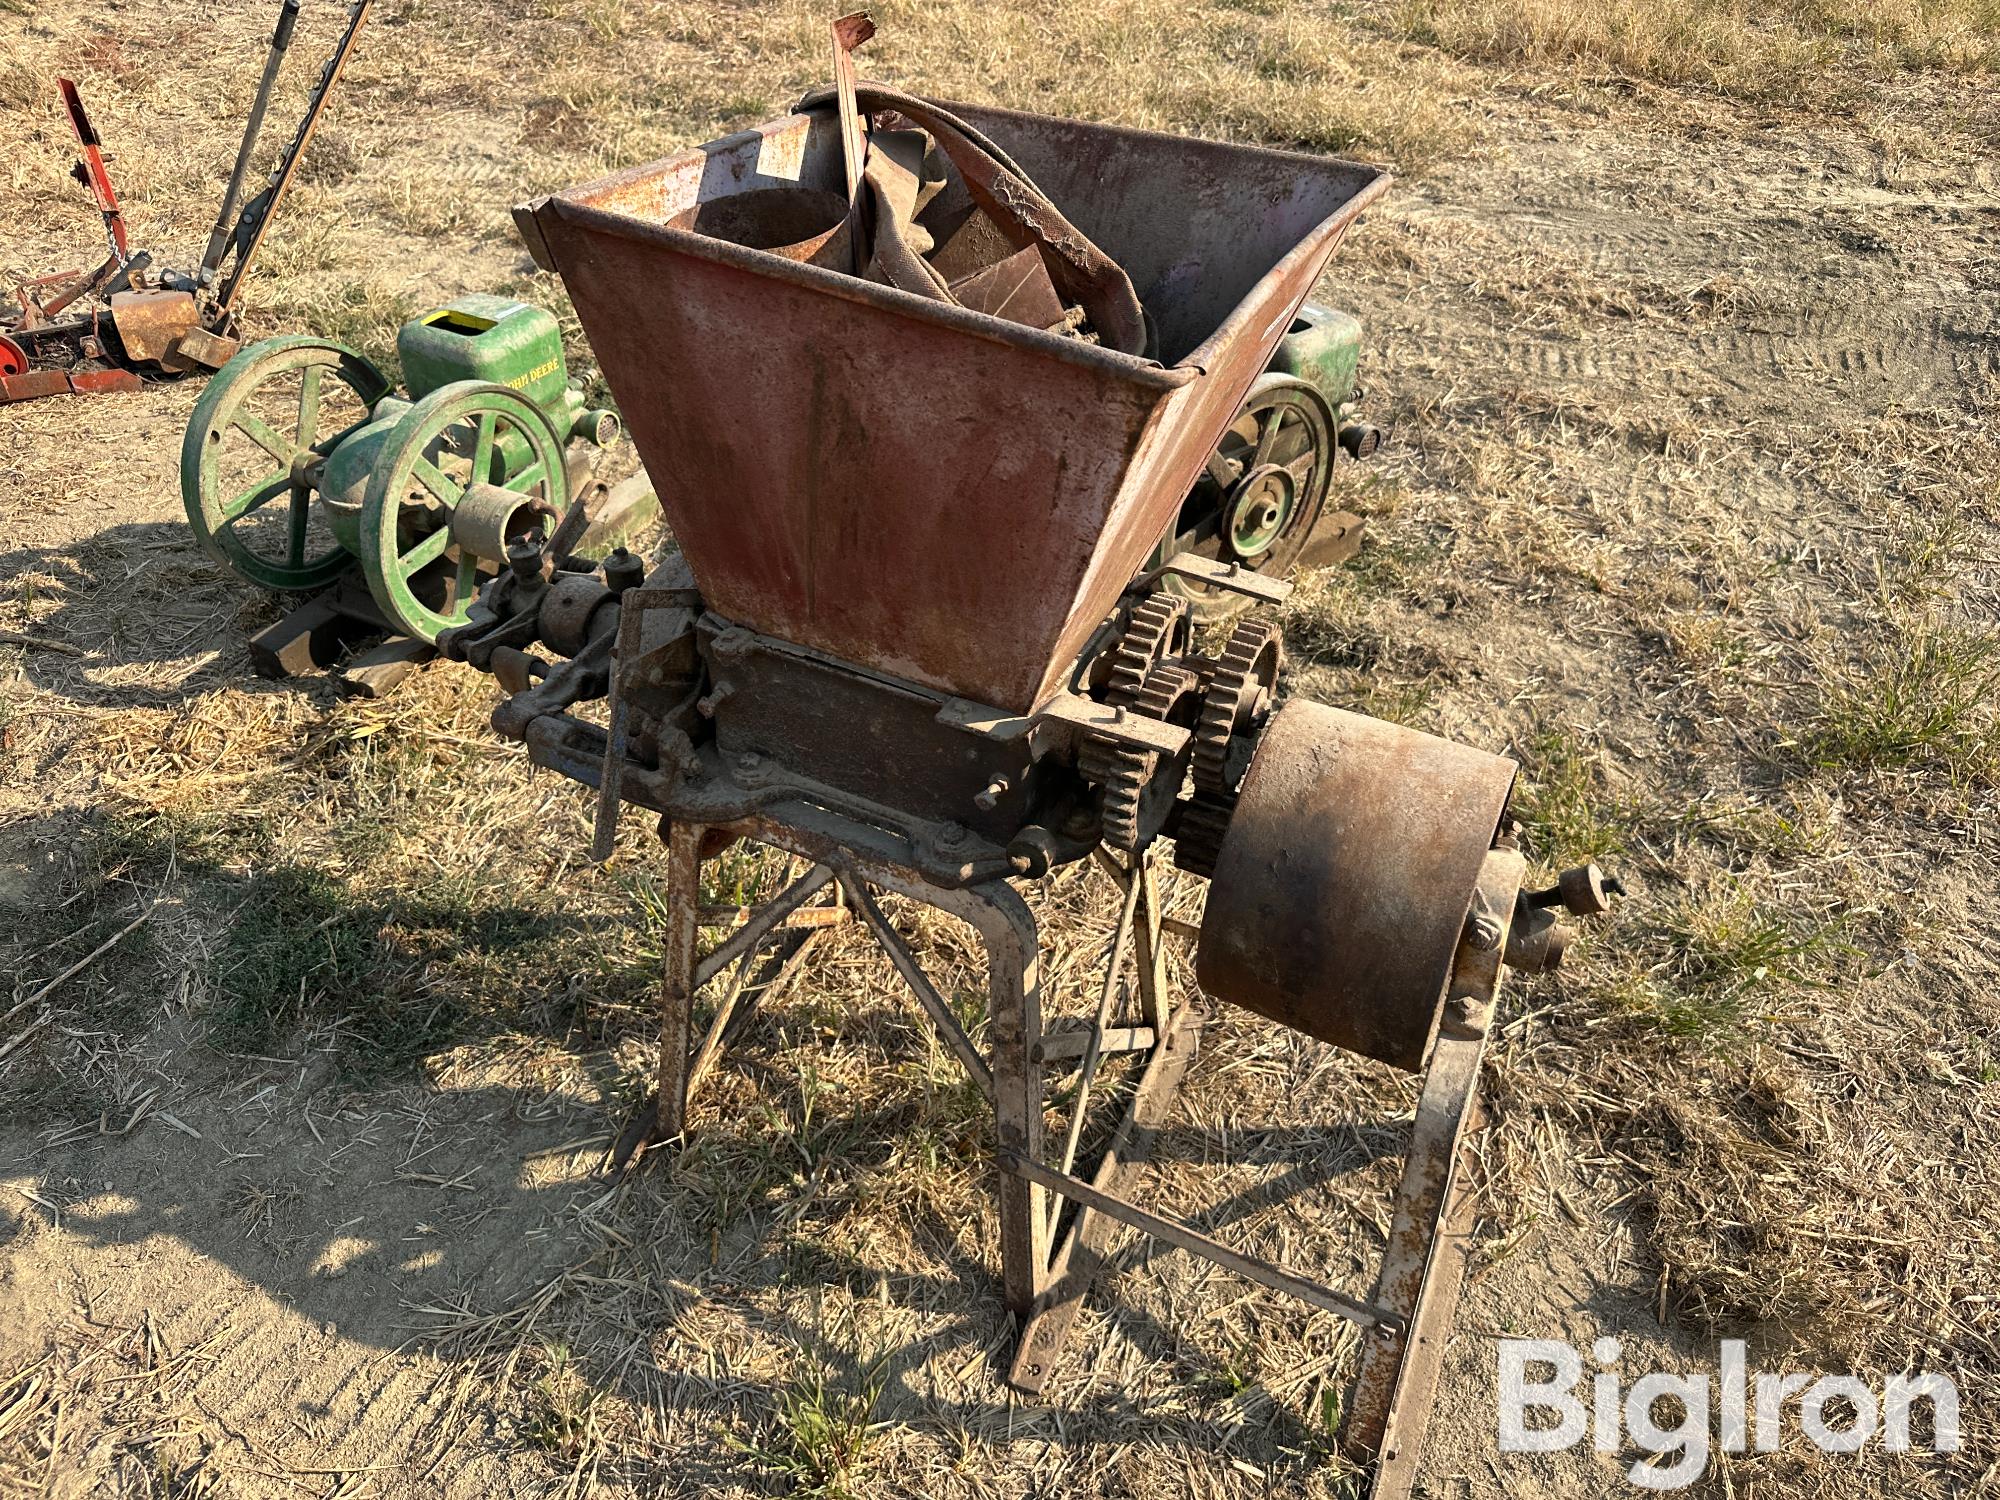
[{"left": 1526, "top": 862, "right": 1623, "bottom": 918}]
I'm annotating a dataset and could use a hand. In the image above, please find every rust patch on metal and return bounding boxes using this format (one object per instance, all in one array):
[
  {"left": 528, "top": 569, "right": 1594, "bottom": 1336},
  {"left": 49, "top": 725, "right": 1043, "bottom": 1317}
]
[
  {"left": 524, "top": 101, "right": 1387, "bottom": 711},
  {"left": 1194, "top": 701, "right": 1516, "bottom": 1072},
  {"left": 109, "top": 290, "right": 200, "bottom": 365}
]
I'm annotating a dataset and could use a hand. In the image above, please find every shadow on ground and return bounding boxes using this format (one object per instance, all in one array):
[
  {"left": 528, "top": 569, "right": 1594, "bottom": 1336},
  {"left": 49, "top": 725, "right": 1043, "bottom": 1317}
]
[{"left": 0, "top": 810, "right": 1398, "bottom": 1492}]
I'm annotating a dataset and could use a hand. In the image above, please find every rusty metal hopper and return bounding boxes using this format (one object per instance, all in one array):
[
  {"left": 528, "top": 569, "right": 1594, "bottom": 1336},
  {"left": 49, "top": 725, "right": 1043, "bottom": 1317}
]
[{"left": 516, "top": 101, "right": 1388, "bottom": 712}]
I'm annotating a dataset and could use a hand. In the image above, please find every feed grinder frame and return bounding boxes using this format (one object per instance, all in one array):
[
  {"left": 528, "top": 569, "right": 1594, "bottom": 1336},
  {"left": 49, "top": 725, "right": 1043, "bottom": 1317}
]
[{"left": 448, "top": 95, "right": 1619, "bottom": 1497}]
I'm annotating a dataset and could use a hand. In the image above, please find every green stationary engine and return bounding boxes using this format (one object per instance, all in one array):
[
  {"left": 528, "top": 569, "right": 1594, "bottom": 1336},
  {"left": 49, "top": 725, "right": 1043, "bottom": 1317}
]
[
  {"left": 1147, "top": 301, "right": 1382, "bottom": 623},
  {"left": 181, "top": 294, "right": 620, "bottom": 641}
]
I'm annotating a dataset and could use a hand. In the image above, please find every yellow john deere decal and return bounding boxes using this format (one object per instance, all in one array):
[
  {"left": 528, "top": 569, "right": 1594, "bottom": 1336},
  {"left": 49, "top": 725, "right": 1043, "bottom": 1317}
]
[{"left": 506, "top": 356, "right": 562, "bottom": 389}]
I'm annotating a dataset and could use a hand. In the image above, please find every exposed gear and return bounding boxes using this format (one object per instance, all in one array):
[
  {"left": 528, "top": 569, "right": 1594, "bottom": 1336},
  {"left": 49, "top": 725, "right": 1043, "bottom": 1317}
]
[
  {"left": 1173, "top": 790, "right": 1236, "bottom": 879},
  {"left": 1091, "top": 662, "right": 1199, "bottom": 852},
  {"left": 1104, "top": 593, "right": 1189, "bottom": 707},
  {"left": 1191, "top": 618, "right": 1283, "bottom": 796}
]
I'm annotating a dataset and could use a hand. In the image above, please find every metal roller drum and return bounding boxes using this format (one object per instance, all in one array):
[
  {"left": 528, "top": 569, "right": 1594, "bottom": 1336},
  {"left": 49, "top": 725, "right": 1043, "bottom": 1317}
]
[{"left": 1195, "top": 701, "right": 1517, "bottom": 1072}]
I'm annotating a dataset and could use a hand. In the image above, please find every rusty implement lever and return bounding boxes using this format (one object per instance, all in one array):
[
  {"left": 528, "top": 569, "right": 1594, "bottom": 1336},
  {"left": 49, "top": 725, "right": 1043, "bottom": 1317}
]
[
  {"left": 3, "top": 0, "right": 371, "bottom": 405},
  {"left": 216, "top": 0, "right": 374, "bottom": 318},
  {"left": 201, "top": 0, "right": 302, "bottom": 281},
  {"left": 59, "top": 78, "right": 129, "bottom": 270},
  {"left": 5, "top": 80, "right": 131, "bottom": 336},
  {"left": 828, "top": 12, "right": 874, "bottom": 277},
  {"left": 830, "top": 13, "right": 874, "bottom": 205}
]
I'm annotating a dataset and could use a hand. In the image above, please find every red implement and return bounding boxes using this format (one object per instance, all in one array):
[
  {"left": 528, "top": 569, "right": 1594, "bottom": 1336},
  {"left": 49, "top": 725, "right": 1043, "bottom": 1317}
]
[{"left": 58, "top": 78, "right": 129, "bottom": 265}]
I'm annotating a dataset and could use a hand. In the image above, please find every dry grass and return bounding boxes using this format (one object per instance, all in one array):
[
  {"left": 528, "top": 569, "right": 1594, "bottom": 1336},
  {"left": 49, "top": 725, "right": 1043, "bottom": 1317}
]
[{"left": 1392, "top": 0, "right": 2000, "bottom": 96}]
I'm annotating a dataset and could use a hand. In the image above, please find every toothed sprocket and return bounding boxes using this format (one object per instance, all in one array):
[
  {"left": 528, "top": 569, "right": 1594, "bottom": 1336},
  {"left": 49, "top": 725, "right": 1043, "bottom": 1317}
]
[
  {"left": 1104, "top": 593, "right": 1190, "bottom": 708},
  {"left": 1191, "top": 618, "right": 1283, "bottom": 796},
  {"left": 1091, "top": 662, "right": 1200, "bottom": 852},
  {"left": 1172, "top": 789, "right": 1236, "bottom": 879}
]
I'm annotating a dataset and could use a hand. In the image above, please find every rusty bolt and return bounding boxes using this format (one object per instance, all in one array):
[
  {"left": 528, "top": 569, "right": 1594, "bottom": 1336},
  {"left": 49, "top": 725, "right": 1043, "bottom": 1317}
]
[
  {"left": 936, "top": 821, "right": 967, "bottom": 850},
  {"left": 1559, "top": 863, "right": 1619, "bottom": 915},
  {"left": 974, "top": 775, "right": 1010, "bottom": 812},
  {"left": 1463, "top": 908, "right": 1503, "bottom": 951},
  {"left": 602, "top": 546, "right": 643, "bottom": 595},
  {"left": 506, "top": 538, "right": 543, "bottom": 581}
]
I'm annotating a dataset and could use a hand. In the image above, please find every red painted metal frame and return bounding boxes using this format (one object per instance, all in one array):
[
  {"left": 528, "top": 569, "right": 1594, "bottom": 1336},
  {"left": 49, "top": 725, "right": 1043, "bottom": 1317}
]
[{"left": 58, "top": 78, "right": 130, "bottom": 265}]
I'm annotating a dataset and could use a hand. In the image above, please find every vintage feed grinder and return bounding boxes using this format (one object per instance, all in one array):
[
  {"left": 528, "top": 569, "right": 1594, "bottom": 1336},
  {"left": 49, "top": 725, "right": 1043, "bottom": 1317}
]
[
  {"left": 180, "top": 295, "right": 654, "bottom": 691},
  {"left": 440, "top": 94, "right": 1617, "bottom": 1496}
]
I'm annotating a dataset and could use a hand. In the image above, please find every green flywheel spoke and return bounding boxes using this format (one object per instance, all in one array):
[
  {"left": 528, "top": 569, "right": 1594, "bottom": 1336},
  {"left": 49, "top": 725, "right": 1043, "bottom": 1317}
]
[
  {"left": 360, "top": 381, "right": 568, "bottom": 643},
  {"left": 235, "top": 411, "right": 296, "bottom": 464},
  {"left": 296, "top": 365, "right": 323, "bottom": 447},
  {"left": 1283, "top": 449, "right": 1317, "bottom": 483},
  {"left": 183, "top": 336, "right": 389, "bottom": 595},
  {"left": 412, "top": 456, "right": 463, "bottom": 506},
  {"left": 399, "top": 524, "right": 453, "bottom": 575},
  {"left": 470, "top": 412, "right": 498, "bottom": 480},
  {"left": 222, "top": 470, "right": 292, "bottom": 522}
]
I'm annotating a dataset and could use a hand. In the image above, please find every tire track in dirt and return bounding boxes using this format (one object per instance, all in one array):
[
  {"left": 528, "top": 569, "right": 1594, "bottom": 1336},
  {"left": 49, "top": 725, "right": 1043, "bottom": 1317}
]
[
  {"left": 1687, "top": 314, "right": 2000, "bottom": 405},
  {"left": 1374, "top": 285, "right": 1996, "bottom": 416},
  {"left": 1379, "top": 124, "right": 2000, "bottom": 423},
  {"left": 141, "top": 1227, "right": 523, "bottom": 1491}
]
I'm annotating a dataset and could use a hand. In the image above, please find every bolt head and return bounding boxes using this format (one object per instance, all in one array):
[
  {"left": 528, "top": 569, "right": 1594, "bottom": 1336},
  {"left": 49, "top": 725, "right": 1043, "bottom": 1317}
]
[
  {"left": 506, "top": 542, "right": 543, "bottom": 580},
  {"left": 1465, "top": 911, "right": 1503, "bottom": 951}
]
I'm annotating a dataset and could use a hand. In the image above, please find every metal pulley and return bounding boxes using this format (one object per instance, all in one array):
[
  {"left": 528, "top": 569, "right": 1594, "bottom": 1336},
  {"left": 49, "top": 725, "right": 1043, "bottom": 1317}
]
[
  {"left": 1150, "top": 303, "right": 1379, "bottom": 625},
  {"left": 1192, "top": 700, "right": 1519, "bottom": 1071}
]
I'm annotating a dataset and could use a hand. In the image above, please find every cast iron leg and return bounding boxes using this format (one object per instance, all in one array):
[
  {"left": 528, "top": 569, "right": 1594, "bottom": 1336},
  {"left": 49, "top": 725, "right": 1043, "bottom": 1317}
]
[
  {"left": 606, "top": 817, "right": 706, "bottom": 1172},
  {"left": 656, "top": 817, "right": 704, "bottom": 1142},
  {"left": 1340, "top": 1015, "right": 1490, "bottom": 1490},
  {"left": 1342, "top": 849, "right": 1520, "bottom": 1494},
  {"left": 1007, "top": 997, "right": 1201, "bottom": 1393},
  {"left": 956, "top": 878, "right": 1050, "bottom": 1318}
]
